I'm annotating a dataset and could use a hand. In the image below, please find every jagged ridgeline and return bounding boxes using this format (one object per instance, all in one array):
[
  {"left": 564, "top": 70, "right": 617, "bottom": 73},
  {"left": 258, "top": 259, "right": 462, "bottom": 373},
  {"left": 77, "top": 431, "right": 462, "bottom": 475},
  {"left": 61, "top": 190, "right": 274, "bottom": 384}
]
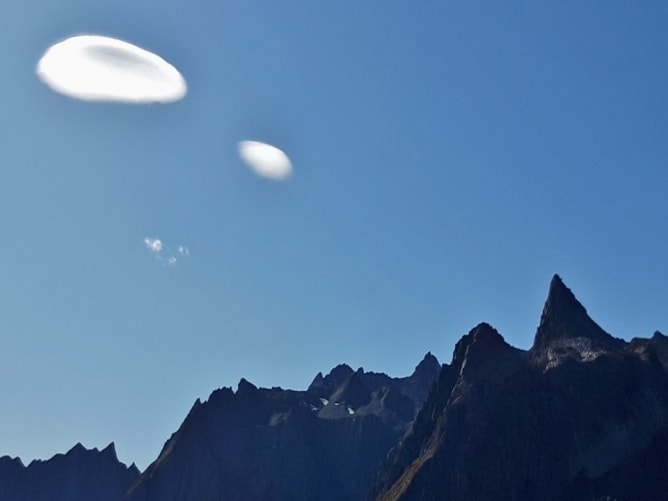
[
  {"left": 124, "top": 354, "right": 441, "bottom": 501},
  {"left": 1, "top": 275, "right": 667, "bottom": 501},
  {"left": 372, "top": 275, "right": 668, "bottom": 501},
  {"left": 0, "top": 443, "right": 139, "bottom": 501}
]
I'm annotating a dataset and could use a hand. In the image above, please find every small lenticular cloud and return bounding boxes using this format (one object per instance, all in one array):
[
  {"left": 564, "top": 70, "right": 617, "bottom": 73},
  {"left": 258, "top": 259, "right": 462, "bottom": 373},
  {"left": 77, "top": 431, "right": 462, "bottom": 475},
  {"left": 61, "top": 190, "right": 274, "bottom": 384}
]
[
  {"left": 238, "top": 141, "right": 293, "bottom": 180},
  {"left": 36, "top": 35, "right": 187, "bottom": 103},
  {"left": 144, "top": 237, "right": 163, "bottom": 253}
]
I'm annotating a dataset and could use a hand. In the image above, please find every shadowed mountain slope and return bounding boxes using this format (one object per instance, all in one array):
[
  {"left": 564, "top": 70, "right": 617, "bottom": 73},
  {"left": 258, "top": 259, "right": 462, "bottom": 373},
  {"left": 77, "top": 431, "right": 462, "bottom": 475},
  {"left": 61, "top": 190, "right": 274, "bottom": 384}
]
[
  {"left": 2, "top": 275, "right": 666, "bottom": 501},
  {"left": 125, "top": 354, "right": 440, "bottom": 501},
  {"left": 372, "top": 275, "right": 668, "bottom": 501},
  {"left": 0, "top": 443, "right": 139, "bottom": 501}
]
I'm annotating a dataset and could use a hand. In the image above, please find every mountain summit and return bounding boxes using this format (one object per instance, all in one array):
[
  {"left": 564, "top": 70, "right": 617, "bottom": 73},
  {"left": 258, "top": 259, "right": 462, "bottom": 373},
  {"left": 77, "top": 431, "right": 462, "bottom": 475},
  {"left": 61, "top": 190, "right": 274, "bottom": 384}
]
[
  {"left": 532, "top": 274, "right": 620, "bottom": 352},
  {"left": 374, "top": 275, "right": 668, "bottom": 501}
]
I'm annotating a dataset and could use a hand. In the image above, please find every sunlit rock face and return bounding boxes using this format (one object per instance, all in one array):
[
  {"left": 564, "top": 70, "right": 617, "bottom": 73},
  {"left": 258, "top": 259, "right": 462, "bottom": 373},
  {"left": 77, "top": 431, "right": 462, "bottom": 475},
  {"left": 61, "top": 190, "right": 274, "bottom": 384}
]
[
  {"left": 36, "top": 35, "right": 187, "bottom": 103},
  {"left": 238, "top": 140, "right": 293, "bottom": 180},
  {"left": 372, "top": 275, "right": 668, "bottom": 501}
]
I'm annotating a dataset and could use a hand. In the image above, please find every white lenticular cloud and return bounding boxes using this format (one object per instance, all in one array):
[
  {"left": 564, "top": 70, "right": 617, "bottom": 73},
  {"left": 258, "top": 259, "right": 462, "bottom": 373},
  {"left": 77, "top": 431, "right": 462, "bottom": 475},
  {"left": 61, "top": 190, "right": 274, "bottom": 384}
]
[
  {"left": 144, "top": 237, "right": 163, "bottom": 253},
  {"left": 238, "top": 141, "right": 293, "bottom": 180},
  {"left": 36, "top": 35, "right": 187, "bottom": 103}
]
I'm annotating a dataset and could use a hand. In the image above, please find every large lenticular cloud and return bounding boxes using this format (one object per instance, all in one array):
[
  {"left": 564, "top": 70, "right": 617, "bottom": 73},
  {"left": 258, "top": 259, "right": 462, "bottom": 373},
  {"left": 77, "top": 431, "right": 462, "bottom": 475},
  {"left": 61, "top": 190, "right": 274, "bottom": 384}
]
[{"left": 36, "top": 35, "right": 187, "bottom": 103}]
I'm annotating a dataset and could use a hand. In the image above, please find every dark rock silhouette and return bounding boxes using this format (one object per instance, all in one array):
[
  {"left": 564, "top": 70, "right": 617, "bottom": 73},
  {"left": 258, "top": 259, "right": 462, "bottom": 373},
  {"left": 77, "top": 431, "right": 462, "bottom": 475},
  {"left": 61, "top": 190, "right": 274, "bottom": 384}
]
[
  {"left": 124, "top": 354, "right": 440, "bottom": 501},
  {"left": 2, "top": 274, "right": 666, "bottom": 500},
  {"left": 533, "top": 274, "right": 624, "bottom": 353},
  {"left": 0, "top": 442, "right": 139, "bottom": 501},
  {"left": 372, "top": 274, "right": 668, "bottom": 501}
]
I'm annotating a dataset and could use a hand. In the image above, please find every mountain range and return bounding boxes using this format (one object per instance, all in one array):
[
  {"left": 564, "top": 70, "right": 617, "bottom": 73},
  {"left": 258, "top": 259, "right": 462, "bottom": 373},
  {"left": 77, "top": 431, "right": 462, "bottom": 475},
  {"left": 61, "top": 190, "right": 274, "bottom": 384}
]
[{"left": 1, "top": 275, "right": 666, "bottom": 500}]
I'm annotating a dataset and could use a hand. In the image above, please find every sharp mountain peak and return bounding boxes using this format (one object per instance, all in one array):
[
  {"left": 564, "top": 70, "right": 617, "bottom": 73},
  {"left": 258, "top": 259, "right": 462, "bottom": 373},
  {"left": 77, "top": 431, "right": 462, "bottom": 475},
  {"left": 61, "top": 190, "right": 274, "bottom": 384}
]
[{"left": 532, "top": 274, "right": 619, "bottom": 351}]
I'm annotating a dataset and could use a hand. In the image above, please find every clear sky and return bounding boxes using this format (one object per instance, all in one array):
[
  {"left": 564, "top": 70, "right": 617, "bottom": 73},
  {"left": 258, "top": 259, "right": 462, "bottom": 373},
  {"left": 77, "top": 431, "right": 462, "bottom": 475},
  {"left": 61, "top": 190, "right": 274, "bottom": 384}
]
[{"left": 1, "top": 2, "right": 667, "bottom": 470}]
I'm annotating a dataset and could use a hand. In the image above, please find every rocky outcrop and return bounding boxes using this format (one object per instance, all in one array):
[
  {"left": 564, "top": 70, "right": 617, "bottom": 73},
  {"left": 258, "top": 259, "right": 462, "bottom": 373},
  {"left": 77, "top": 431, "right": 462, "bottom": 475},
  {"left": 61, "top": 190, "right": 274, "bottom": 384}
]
[
  {"left": 0, "top": 443, "right": 139, "bottom": 501},
  {"left": 373, "top": 275, "right": 668, "bottom": 501},
  {"left": 125, "top": 354, "right": 440, "bottom": 501}
]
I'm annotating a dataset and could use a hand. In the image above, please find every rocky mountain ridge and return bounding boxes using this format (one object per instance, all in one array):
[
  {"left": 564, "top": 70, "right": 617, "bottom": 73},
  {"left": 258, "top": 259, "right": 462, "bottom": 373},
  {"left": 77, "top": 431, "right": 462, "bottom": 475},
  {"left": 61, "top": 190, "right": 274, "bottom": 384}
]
[
  {"left": 372, "top": 275, "right": 668, "bottom": 501},
  {"left": 0, "top": 353, "right": 441, "bottom": 501},
  {"left": 0, "top": 442, "right": 139, "bottom": 501},
  {"left": 125, "top": 353, "right": 441, "bottom": 501},
  {"left": 2, "top": 274, "right": 666, "bottom": 500}
]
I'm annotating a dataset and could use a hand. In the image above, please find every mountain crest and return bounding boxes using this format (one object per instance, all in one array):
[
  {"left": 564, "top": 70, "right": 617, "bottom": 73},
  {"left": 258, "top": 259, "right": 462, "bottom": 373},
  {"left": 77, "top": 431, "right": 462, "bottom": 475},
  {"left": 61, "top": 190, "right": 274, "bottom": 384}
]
[
  {"left": 307, "top": 363, "right": 354, "bottom": 398},
  {"left": 236, "top": 378, "right": 258, "bottom": 394},
  {"left": 452, "top": 322, "right": 505, "bottom": 368},
  {"left": 532, "top": 274, "right": 615, "bottom": 351},
  {"left": 414, "top": 352, "right": 439, "bottom": 375}
]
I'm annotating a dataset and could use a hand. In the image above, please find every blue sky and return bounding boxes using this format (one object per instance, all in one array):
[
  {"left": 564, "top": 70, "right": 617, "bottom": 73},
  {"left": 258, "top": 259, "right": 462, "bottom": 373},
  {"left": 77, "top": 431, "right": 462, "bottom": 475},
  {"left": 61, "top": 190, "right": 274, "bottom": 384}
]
[{"left": 1, "top": 2, "right": 667, "bottom": 470}]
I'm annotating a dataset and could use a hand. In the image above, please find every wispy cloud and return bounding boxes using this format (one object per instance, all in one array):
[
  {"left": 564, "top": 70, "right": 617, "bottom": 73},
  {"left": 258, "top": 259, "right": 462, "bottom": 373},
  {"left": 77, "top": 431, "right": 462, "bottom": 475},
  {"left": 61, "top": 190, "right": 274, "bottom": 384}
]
[
  {"left": 143, "top": 237, "right": 189, "bottom": 266},
  {"left": 144, "top": 237, "right": 163, "bottom": 253},
  {"left": 36, "top": 35, "right": 187, "bottom": 104}
]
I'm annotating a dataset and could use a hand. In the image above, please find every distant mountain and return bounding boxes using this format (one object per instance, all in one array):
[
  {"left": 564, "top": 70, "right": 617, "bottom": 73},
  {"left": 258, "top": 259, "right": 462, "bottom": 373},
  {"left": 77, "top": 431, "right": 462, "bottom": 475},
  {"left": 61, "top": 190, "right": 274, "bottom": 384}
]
[
  {"left": 124, "top": 353, "right": 440, "bottom": 501},
  {"left": 372, "top": 275, "right": 668, "bottom": 501},
  {"left": 3, "top": 274, "right": 666, "bottom": 501},
  {"left": 0, "top": 442, "right": 139, "bottom": 501}
]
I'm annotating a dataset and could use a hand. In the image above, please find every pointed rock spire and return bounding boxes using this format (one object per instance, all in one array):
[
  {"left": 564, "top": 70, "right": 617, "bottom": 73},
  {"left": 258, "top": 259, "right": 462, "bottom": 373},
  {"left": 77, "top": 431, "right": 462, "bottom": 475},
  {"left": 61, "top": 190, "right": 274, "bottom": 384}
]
[
  {"left": 400, "top": 352, "right": 441, "bottom": 407},
  {"left": 236, "top": 378, "right": 258, "bottom": 395},
  {"left": 101, "top": 443, "right": 118, "bottom": 461},
  {"left": 68, "top": 442, "right": 87, "bottom": 455},
  {"left": 532, "top": 274, "right": 614, "bottom": 351},
  {"left": 414, "top": 352, "right": 440, "bottom": 375},
  {"left": 410, "top": 352, "right": 441, "bottom": 387}
]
